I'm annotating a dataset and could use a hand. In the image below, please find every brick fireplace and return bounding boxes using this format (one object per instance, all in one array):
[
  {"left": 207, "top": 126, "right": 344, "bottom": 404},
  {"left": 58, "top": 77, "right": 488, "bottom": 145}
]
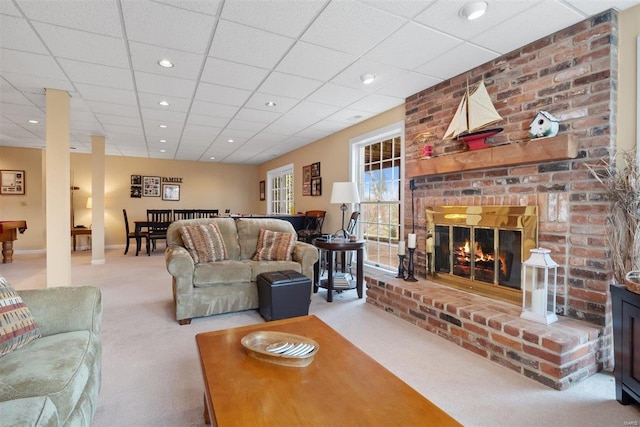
[{"left": 366, "top": 10, "right": 618, "bottom": 389}]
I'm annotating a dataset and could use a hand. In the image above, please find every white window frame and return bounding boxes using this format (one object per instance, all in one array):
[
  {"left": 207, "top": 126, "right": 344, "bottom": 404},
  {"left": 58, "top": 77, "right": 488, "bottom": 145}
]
[
  {"left": 350, "top": 121, "right": 405, "bottom": 272},
  {"left": 266, "top": 163, "right": 294, "bottom": 215}
]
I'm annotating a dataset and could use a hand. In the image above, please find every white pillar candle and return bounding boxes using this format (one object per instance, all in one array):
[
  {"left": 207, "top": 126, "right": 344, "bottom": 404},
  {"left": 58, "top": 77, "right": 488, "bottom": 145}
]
[
  {"left": 532, "top": 288, "right": 546, "bottom": 314},
  {"left": 398, "top": 241, "right": 405, "bottom": 256},
  {"left": 408, "top": 233, "right": 416, "bottom": 249}
]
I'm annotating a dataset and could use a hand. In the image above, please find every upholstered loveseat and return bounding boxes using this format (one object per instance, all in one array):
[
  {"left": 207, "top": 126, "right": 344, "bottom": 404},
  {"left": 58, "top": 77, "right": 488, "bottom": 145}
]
[
  {"left": 0, "top": 283, "right": 102, "bottom": 427},
  {"left": 165, "top": 217, "right": 318, "bottom": 324}
]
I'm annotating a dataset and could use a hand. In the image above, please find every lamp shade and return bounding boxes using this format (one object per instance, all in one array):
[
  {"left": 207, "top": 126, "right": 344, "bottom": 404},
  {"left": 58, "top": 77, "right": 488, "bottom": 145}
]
[
  {"left": 86, "top": 197, "right": 92, "bottom": 209},
  {"left": 330, "top": 182, "right": 360, "bottom": 204}
]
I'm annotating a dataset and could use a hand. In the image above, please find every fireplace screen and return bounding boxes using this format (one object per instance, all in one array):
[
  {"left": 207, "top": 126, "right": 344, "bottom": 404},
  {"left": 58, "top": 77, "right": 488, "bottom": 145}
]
[{"left": 429, "top": 206, "right": 536, "bottom": 294}]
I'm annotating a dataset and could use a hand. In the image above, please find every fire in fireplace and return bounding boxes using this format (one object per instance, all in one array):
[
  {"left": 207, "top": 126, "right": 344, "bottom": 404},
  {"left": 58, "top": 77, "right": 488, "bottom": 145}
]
[{"left": 426, "top": 206, "right": 537, "bottom": 303}]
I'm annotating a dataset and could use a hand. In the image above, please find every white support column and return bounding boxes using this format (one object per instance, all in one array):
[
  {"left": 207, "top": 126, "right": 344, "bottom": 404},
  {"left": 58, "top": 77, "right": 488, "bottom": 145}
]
[
  {"left": 91, "top": 135, "right": 106, "bottom": 264},
  {"left": 45, "top": 88, "right": 71, "bottom": 287}
]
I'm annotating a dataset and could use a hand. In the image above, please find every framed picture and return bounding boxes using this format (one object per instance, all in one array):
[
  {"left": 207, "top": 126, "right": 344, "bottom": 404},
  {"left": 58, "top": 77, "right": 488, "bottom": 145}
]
[
  {"left": 131, "top": 174, "right": 142, "bottom": 185},
  {"left": 311, "top": 177, "right": 322, "bottom": 196},
  {"left": 130, "top": 186, "right": 142, "bottom": 198},
  {"left": 1, "top": 170, "right": 25, "bottom": 195},
  {"left": 259, "top": 180, "right": 266, "bottom": 201},
  {"left": 162, "top": 184, "right": 180, "bottom": 201},
  {"left": 311, "top": 162, "right": 321, "bottom": 178},
  {"left": 303, "top": 165, "right": 311, "bottom": 184},
  {"left": 303, "top": 183, "right": 311, "bottom": 196},
  {"left": 143, "top": 176, "right": 160, "bottom": 197}
]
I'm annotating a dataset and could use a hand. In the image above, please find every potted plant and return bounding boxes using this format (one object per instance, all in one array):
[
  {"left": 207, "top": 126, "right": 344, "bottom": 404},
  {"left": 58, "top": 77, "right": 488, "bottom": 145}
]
[{"left": 588, "top": 151, "right": 640, "bottom": 293}]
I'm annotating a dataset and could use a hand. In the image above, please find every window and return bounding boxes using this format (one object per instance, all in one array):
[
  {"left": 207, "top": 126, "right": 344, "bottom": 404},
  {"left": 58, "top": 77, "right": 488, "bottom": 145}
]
[
  {"left": 351, "top": 122, "right": 404, "bottom": 271},
  {"left": 266, "top": 164, "right": 294, "bottom": 215}
]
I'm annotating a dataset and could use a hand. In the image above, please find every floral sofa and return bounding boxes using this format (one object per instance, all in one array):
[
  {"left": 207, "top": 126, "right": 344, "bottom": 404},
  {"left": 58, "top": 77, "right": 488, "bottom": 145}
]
[
  {"left": 165, "top": 217, "right": 318, "bottom": 324},
  {"left": 0, "top": 281, "right": 102, "bottom": 427}
]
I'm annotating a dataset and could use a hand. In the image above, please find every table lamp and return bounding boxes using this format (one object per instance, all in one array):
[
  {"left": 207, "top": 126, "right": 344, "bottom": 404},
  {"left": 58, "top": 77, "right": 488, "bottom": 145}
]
[{"left": 330, "top": 182, "right": 360, "bottom": 237}]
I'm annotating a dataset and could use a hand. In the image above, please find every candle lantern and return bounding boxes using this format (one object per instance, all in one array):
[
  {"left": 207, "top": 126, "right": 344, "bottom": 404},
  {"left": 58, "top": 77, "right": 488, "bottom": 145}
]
[{"left": 520, "top": 248, "right": 558, "bottom": 325}]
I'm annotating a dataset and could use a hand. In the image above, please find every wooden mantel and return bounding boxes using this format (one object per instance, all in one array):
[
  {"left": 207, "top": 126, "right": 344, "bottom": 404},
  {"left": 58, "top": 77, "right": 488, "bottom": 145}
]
[{"left": 407, "top": 134, "right": 577, "bottom": 177}]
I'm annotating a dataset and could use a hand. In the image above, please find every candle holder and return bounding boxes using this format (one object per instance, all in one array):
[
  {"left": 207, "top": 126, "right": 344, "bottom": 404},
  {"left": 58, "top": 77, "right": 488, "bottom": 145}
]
[
  {"left": 405, "top": 248, "right": 418, "bottom": 282},
  {"left": 396, "top": 254, "right": 406, "bottom": 279}
]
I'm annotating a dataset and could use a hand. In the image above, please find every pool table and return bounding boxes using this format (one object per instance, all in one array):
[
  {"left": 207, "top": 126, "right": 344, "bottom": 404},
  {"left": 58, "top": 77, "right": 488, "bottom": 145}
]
[{"left": 0, "top": 220, "right": 27, "bottom": 263}]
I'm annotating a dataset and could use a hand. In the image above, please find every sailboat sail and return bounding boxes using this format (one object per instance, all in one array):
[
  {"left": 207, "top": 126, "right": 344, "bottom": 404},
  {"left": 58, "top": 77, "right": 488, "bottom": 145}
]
[{"left": 444, "top": 80, "right": 503, "bottom": 140}]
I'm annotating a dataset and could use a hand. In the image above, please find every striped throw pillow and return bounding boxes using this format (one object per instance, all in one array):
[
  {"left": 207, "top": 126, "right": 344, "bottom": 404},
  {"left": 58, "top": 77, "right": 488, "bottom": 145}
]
[
  {"left": 179, "top": 223, "right": 228, "bottom": 263},
  {"left": 253, "top": 229, "right": 296, "bottom": 261},
  {"left": 0, "top": 277, "right": 41, "bottom": 357}
]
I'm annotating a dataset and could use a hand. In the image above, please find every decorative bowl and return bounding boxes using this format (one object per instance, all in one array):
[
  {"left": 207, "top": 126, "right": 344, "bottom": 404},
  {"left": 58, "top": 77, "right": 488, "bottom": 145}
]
[
  {"left": 241, "top": 331, "right": 319, "bottom": 367},
  {"left": 625, "top": 271, "right": 640, "bottom": 294}
]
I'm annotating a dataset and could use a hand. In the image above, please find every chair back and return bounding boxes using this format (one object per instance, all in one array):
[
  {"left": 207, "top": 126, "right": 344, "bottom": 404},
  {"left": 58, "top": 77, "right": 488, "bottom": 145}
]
[
  {"left": 123, "top": 209, "right": 131, "bottom": 234},
  {"left": 173, "top": 209, "right": 196, "bottom": 220},
  {"left": 147, "top": 209, "right": 173, "bottom": 222},
  {"left": 195, "top": 209, "right": 219, "bottom": 218},
  {"left": 346, "top": 211, "right": 360, "bottom": 235},
  {"left": 303, "top": 210, "right": 326, "bottom": 233}
]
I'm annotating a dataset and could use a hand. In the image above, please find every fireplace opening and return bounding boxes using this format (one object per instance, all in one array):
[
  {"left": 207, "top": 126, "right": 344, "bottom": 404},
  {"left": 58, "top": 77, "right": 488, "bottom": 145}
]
[{"left": 427, "top": 206, "right": 537, "bottom": 304}]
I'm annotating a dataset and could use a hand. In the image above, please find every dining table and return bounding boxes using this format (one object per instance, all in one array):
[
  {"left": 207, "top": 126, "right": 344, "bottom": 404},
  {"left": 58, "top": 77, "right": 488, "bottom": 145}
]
[{"left": 133, "top": 221, "right": 169, "bottom": 256}]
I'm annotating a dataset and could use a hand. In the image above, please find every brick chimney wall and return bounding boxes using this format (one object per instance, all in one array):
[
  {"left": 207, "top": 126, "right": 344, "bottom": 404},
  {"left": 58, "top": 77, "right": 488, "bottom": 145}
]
[{"left": 403, "top": 9, "right": 618, "bottom": 328}]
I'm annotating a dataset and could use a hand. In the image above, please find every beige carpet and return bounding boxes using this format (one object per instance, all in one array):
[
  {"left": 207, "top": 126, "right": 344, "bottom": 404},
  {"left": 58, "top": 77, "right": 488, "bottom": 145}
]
[{"left": 4, "top": 248, "right": 640, "bottom": 426}]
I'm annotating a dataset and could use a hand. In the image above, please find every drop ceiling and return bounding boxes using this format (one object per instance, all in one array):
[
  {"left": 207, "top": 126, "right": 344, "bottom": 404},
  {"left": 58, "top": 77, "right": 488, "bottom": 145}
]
[{"left": 1, "top": 0, "right": 638, "bottom": 165}]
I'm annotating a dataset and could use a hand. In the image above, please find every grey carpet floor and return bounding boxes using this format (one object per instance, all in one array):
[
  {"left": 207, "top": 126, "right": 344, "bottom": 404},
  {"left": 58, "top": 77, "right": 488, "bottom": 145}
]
[{"left": 3, "top": 248, "right": 640, "bottom": 426}]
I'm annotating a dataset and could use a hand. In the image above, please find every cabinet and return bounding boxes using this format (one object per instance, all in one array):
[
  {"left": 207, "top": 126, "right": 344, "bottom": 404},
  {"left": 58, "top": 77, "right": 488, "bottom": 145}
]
[{"left": 611, "top": 284, "right": 640, "bottom": 405}]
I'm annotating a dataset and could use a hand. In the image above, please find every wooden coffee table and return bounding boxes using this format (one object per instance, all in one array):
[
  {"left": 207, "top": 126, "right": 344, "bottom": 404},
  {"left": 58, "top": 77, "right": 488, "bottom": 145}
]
[{"left": 196, "top": 315, "right": 461, "bottom": 426}]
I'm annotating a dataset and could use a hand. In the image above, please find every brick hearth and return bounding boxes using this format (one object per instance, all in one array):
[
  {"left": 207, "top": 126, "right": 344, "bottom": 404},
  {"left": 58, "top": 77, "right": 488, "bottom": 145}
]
[{"left": 365, "top": 273, "right": 604, "bottom": 390}]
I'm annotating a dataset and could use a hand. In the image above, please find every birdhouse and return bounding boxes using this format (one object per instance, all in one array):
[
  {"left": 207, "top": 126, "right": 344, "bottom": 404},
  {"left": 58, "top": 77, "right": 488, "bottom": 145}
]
[{"left": 529, "top": 111, "right": 559, "bottom": 139}]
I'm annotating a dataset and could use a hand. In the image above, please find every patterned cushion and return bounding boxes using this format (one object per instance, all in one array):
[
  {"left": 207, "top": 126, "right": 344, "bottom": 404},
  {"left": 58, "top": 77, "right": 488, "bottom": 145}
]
[
  {"left": 179, "top": 223, "right": 228, "bottom": 263},
  {"left": 0, "top": 277, "right": 41, "bottom": 357},
  {"left": 253, "top": 229, "right": 296, "bottom": 261}
]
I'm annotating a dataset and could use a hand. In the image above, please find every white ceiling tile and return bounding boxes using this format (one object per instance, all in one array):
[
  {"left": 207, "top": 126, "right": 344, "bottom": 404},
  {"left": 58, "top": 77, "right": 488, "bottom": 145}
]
[
  {"left": 473, "top": 1, "right": 584, "bottom": 53},
  {"left": 306, "top": 83, "right": 368, "bottom": 107},
  {"left": 75, "top": 83, "right": 138, "bottom": 105},
  {"left": 365, "top": 22, "right": 463, "bottom": 70},
  {"left": 347, "top": 93, "right": 403, "bottom": 113},
  {"left": 96, "top": 113, "right": 141, "bottom": 128},
  {"left": 3, "top": 71, "right": 73, "bottom": 95},
  {"left": 59, "top": 59, "right": 134, "bottom": 90},
  {"left": 135, "top": 71, "right": 196, "bottom": 98},
  {"left": 209, "top": 20, "right": 295, "bottom": 69},
  {"left": 220, "top": 0, "right": 326, "bottom": 38},
  {"left": 244, "top": 93, "right": 299, "bottom": 114},
  {"left": 186, "top": 113, "right": 229, "bottom": 127},
  {"left": 16, "top": 0, "right": 123, "bottom": 37},
  {"left": 121, "top": 0, "right": 217, "bottom": 54},
  {"left": 276, "top": 42, "right": 356, "bottom": 81},
  {"left": 234, "top": 107, "right": 281, "bottom": 124},
  {"left": 0, "top": 49, "right": 68, "bottom": 80},
  {"left": 302, "top": 0, "right": 406, "bottom": 55},
  {"left": 226, "top": 118, "right": 267, "bottom": 132},
  {"left": 153, "top": 0, "right": 221, "bottom": 15},
  {"left": 0, "top": 0, "right": 22, "bottom": 16},
  {"left": 375, "top": 70, "right": 442, "bottom": 98},
  {"left": 84, "top": 100, "right": 140, "bottom": 117},
  {"left": 330, "top": 58, "right": 404, "bottom": 90},
  {"left": 144, "top": 122, "right": 184, "bottom": 138},
  {"left": 415, "top": 42, "right": 498, "bottom": 80},
  {"left": 326, "top": 108, "right": 375, "bottom": 123},
  {"left": 129, "top": 42, "right": 206, "bottom": 80},
  {"left": 101, "top": 123, "right": 144, "bottom": 137},
  {"left": 0, "top": 15, "right": 48, "bottom": 54},
  {"left": 32, "top": 22, "right": 130, "bottom": 68},
  {"left": 358, "top": 0, "right": 435, "bottom": 19},
  {"left": 140, "top": 107, "right": 187, "bottom": 123},
  {"left": 138, "top": 92, "right": 191, "bottom": 112},
  {"left": 191, "top": 100, "right": 239, "bottom": 118},
  {"left": 566, "top": 0, "right": 638, "bottom": 14},
  {"left": 195, "top": 82, "right": 252, "bottom": 107},
  {"left": 201, "top": 57, "right": 269, "bottom": 90},
  {"left": 0, "top": 83, "right": 35, "bottom": 105},
  {"left": 258, "top": 72, "right": 324, "bottom": 100}
]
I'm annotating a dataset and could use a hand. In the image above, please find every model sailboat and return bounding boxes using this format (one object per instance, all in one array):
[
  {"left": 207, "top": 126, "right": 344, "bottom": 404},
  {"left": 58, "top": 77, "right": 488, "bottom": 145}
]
[{"left": 444, "top": 80, "right": 503, "bottom": 150}]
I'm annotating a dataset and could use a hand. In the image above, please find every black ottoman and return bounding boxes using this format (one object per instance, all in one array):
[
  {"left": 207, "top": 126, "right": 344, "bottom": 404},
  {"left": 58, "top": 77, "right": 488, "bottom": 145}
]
[{"left": 257, "top": 270, "right": 311, "bottom": 321}]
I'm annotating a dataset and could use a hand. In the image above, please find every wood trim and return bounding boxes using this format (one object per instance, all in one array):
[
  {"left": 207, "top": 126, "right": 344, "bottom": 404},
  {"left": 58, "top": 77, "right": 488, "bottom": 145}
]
[{"left": 407, "top": 134, "right": 577, "bottom": 177}]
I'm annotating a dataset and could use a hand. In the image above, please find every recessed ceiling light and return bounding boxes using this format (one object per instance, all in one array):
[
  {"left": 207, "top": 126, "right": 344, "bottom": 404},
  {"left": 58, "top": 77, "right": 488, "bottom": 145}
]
[
  {"left": 158, "top": 59, "right": 174, "bottom": 68},
  {"left": 459, "top": 1, "right": 487, "bottom": 20},
  {"left": 160, "top": 149, "right": 166, "bottom": 153},
  {"left": 228, "top": 139, "right": 234, "bottom": 143},
  {"left": 210, "top": 156, "right": 215, "bottom": 160},
  {"left": 28, "top": 119, "right": 39, "bottom": 124},
  {"left": 158, "top": 100, "right": 170, "bottom": 106},
  {"left": 360, "top": 73, "right": 376, "bottom": 84},
  {"left": 159, "top": 124, "right": 168, "bottom": 128},
  {"left": 265, "top": 101, "right": 276, "bottom": 107},
  {"left": 160, "top": 139, "right": 166, "bottom": 143}
]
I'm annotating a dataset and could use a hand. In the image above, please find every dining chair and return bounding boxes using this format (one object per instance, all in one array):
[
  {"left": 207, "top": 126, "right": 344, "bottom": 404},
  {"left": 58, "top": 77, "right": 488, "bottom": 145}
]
[
  {"left": 195, "top": 209, "right": 219, "bottom": 218},
  {"left": 146, "top": 209, "right": 172, "bottom": 254},
  {"left": 123, "top": 209, "right": 146, "bottom": 255},
  {"left": 297, "top": 210, "right": 326, "bottom": 243},
  {"left": 173, "top": 209, "right": 196, "bottom": 220}
]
